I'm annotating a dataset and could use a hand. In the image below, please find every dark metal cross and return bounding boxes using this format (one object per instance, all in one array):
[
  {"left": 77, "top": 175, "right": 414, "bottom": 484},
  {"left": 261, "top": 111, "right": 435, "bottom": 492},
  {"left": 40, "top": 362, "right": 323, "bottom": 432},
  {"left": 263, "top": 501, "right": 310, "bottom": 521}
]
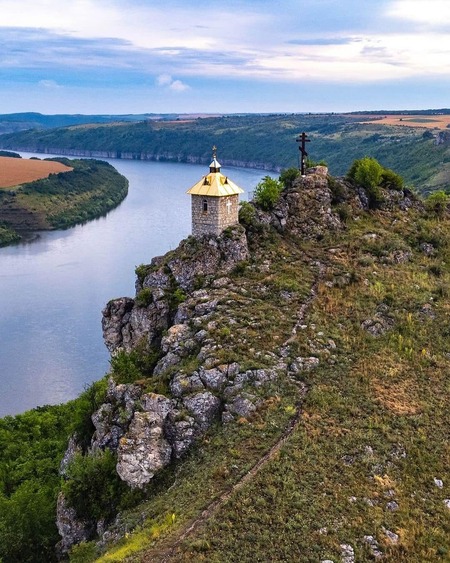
[{"left": 296, "top": 132, "right": 311, "bottom": 176}]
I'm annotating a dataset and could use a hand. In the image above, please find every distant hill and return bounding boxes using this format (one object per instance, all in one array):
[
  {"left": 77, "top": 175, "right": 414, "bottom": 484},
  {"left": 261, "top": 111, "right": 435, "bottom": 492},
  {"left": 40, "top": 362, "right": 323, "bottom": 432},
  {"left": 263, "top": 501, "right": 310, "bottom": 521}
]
[
  {"left": 0, "top": 113, "right": 449, "bottom": 194},
  {"left": 0, "top": 112, "right": 197, "bottom": 135}
]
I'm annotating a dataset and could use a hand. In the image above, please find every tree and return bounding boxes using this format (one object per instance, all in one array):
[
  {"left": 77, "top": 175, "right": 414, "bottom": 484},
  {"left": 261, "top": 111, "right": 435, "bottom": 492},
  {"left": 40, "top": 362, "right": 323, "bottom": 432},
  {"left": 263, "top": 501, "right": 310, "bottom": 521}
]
[{"left": 253, "top": 176, "right": 283, "bottom": 211}]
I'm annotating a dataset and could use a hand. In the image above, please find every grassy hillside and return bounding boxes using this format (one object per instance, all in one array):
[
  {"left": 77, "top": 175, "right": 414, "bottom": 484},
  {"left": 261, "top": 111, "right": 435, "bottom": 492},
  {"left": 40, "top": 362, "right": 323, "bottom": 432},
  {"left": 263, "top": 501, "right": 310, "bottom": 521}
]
[
  {"left": 75, "top": 192, "right": 450, "bottom": 563},
  {"left": 0, "top": 114, "right": 449, "bottom": 193},
  {"left": 2, "top": 164, "right": 450, "bottom": 562},
  {"left": 0, "top": 158, "right": 128, "bottom": 245}
]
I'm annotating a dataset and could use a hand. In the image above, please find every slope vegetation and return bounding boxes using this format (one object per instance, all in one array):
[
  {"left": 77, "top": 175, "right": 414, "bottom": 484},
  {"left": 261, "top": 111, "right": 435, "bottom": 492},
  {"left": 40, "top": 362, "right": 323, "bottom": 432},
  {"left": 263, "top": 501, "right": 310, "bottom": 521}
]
[
  {"left": 1, "top": 165, "right": 450, "bottom": 562},
  {"left": 69, "top": 169, "right": 450, "bottom": 562}
]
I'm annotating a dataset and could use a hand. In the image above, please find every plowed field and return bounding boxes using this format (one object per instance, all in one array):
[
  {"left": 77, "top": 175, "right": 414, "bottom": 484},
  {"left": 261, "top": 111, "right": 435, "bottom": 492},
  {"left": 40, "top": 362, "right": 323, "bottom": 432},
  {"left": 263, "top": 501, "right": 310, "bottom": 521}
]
[
  {"left": 0, "top": 157, "right": 72, "bottom": 188},
  {"left": 357, "top": 114, "right": 450, "bottom": 130}
]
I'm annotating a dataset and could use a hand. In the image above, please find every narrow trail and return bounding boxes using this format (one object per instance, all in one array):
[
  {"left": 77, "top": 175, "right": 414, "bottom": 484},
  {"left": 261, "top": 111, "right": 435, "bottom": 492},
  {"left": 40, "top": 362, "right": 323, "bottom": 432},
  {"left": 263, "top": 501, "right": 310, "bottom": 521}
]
[
  {"left": 142, "top": 260, "right": 326, "bottom": 562},
  {"left": 283, "top": 260, "right": 326, "bottom": 347}
]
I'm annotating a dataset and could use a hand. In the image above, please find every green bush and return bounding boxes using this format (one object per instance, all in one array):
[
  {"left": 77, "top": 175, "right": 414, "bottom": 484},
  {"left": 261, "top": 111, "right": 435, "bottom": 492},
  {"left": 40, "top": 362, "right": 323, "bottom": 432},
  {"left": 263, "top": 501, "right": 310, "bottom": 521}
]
[
  {"left": 279, "top": 167, "right": 300, "bottom": 190},
  {"left": 110, "top": 344, "right": 161, "bottom": 384},
  {"left": 63, "top": 449, "right": 128, "bottom": 522},
  {"left": 426, "top": 190, "right": 449, "bottom": 217},
  {"left": 347, "top": 157, "right": 383, "bottom": 189},
  {"left": 135, "top": 287, "right": 153, "bottom": 307},
  {"left": 135, "top": 264, "right": 150, "bottom": 284},
  {"left": 253, "top": 176, "right": 283, "bottom": 211},
  {"left": 239, "top": 201, "right": 256, "bottom": 227},
  {"left": 380, "top": 168, "right": 404, "bottom": 191}
]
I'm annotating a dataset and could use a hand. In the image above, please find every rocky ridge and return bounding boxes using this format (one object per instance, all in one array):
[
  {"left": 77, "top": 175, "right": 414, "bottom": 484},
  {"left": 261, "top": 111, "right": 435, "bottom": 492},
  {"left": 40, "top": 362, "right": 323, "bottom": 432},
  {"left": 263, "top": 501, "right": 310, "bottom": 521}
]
[{"left": 57, "top": 166, "right": 423, "bottom": 555}]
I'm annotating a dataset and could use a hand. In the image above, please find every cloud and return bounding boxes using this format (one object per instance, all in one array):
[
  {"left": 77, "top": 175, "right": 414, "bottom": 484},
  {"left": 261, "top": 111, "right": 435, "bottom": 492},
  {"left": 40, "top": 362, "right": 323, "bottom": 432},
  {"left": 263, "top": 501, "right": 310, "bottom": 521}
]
[
  {"left": 0, "top": 0, "right": 449, "bottom": 104},
  {"left": 288, "top": 37, "right": 355, "bottom": 46},
  {"left": 38, "top": 79, "right": 62, "bottom": 89},
  {"left": 169, "top": 79, "right": 189, "bottom": 92},
  {"left": 156, "top": 73, "right": 190, "bottom": 92},
  {"left": 386, "top": 0, "right": 450, "bottom": 27},
  {"left": 156, "top": 73, "right": 173, "bottom": 86}
]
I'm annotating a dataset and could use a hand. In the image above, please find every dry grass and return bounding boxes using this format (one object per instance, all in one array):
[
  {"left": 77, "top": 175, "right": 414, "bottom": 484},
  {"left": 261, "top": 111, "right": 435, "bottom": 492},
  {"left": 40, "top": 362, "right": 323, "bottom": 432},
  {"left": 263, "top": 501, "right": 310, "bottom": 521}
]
[
  {"left": 0, "top": 157, "right": 72, "bottom": 188},
  {"left": 355, "top": 114, "right": 450, "bottom": 130},
  {"left": 371, "top": 378, "right": 422, "bottom": 415}
]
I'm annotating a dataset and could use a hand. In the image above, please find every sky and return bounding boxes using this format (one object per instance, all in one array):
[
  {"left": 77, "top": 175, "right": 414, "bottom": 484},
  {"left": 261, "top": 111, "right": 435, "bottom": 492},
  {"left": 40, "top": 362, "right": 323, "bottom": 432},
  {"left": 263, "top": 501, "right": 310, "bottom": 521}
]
[{"left": 1, "top": 0, "right": 449, "bottom": 114}]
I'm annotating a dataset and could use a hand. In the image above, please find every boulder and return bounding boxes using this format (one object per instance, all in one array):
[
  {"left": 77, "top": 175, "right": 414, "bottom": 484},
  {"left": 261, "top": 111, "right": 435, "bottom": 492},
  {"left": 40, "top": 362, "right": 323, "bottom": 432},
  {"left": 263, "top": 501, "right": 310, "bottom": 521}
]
[
  {"left": 183, "top": 391, "right": 221, "bottom": 431},
  {"left": 116, "top": 411, "right": 172, "bottom": 488}
]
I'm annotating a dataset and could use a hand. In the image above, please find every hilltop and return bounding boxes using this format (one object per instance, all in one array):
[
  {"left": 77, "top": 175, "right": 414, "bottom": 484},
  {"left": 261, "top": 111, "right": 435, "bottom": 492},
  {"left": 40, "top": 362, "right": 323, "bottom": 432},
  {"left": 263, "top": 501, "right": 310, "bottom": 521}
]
[
  {"left": 1, "top": 113, "right": 450, "bottom": 194},
  {"left": 0, "top": 157, "right": 128, "bottom": 245},
  {"left": 2, "top": 162, "right": 450, "bottom": 562}
]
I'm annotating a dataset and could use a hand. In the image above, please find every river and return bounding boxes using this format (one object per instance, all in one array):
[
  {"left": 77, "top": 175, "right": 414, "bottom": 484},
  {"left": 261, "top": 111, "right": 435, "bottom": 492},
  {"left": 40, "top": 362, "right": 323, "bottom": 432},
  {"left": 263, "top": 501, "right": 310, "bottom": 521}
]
[{"left": 0, "top": 154, "right": 269, "bottom": 417}]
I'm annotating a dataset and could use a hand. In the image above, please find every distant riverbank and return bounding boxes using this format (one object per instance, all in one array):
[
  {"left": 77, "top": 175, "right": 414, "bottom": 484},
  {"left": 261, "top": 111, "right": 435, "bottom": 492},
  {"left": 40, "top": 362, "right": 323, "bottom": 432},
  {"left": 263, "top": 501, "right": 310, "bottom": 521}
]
[
  {"left": 0, "top": 146, "right": 282, "bottom": 172},
  {"left": 0, "top": 157, "right": 128, "bottom": 246}
]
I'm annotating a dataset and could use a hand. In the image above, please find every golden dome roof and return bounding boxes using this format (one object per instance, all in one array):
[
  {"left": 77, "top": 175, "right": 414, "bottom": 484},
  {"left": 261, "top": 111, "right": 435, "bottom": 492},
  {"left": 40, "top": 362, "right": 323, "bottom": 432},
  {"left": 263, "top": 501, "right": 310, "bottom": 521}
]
[{"left": 187, "top": 147, "right": 244, "bottom": 197}]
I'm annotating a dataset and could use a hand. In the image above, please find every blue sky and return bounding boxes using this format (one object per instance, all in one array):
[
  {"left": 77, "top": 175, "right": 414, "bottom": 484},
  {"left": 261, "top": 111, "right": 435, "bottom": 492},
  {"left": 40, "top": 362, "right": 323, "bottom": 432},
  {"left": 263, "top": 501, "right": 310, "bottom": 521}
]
[{"left": 1, "top": 0, "right": 449, "bottom": 114}]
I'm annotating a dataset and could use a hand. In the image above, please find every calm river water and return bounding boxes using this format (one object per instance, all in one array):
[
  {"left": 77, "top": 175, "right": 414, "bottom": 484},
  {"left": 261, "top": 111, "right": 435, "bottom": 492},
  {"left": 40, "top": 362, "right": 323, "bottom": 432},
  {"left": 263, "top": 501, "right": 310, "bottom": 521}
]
[{"left": 0, "top": 154, "right": 268, "bottom": 417}]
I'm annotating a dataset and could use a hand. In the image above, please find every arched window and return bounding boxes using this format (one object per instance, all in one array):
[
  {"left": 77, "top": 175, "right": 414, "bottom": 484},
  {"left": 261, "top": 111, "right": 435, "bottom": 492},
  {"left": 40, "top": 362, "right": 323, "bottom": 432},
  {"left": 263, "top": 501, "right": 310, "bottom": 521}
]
[{"left": 202, "top": 199, "right": 208, "bottom": 213}]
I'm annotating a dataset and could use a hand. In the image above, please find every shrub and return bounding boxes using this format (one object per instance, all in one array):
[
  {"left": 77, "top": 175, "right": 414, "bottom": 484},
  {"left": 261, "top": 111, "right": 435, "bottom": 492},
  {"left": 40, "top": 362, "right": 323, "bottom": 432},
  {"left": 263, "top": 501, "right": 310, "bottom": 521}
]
[
  {"left": 426, "top": 190, "right": 449, "bottom": 217},
  {"left": 135, "top": 263, "right": 150, "bottom": 284},
  {"left": 63, "top": 449, "right": 128, "bottom": 521},
  {"left": 279, "top": 167, "right": 300, "bottom": 190},
  {"left": 135, "top": 287, "right": 153, "bottom": 307},
  {"left": 239, "top": 201, "right": 256, "bottom": 227},
  {"left": 347, "top": 157, "right": 383, "bottom": 189},
  {"left": 253, "top": 176, "right": 283, "bottom": 211},
  {"left": 380, "top": 168, "right": 404, "bottom": 191}
]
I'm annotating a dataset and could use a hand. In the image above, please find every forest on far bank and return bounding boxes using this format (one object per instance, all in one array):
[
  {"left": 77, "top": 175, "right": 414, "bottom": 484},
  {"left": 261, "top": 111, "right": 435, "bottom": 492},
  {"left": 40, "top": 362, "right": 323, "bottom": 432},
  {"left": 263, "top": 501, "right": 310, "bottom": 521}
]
[
  {"left": 0, "top": 113, "right": 449, "bottom": 195},
  {"left": 0, "top": 157, "right": 128, "bottom": 246}
]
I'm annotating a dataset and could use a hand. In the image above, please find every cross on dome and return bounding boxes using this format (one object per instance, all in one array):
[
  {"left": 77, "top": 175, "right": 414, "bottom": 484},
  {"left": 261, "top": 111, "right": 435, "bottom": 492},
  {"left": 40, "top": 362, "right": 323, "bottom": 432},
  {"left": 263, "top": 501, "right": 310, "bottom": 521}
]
[{"left": 209, "top": 145, "right": 221, "bottom": 173}]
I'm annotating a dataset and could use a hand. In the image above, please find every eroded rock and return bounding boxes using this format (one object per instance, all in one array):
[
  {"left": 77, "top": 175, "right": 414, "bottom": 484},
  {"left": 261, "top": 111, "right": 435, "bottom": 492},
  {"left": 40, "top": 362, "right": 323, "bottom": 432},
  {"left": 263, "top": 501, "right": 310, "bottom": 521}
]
[
  {"left": 116, "top": 410, "right": 172, "bottom": 488},
  {"left": 56, "top": 493, "right": 95, "bottom": 557}
]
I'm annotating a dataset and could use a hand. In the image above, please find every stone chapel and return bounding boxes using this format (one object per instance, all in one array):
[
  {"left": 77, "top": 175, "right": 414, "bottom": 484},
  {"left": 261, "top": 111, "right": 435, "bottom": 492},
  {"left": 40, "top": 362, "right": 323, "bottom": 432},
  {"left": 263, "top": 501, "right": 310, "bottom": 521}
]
[{"left": 186, "top": 148, "right": 244, "bottom": 236}]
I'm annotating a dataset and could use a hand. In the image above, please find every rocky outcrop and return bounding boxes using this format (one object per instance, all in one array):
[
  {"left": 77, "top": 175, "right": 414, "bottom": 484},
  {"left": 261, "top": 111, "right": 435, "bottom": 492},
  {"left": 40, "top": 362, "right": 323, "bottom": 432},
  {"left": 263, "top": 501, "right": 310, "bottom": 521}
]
[
  {"left": 102, "top": 225, "right": 249, "bottom": 354},
  {"left": 58, "top": 167, "right": 420, "bottom": 553},
  {"left": 56, "top": 493, "right": 95, "bottom": 557},
  {"left": 257, "top": 166, "right": 342, "bottom": 239},
  {"left": 116, "top": 408, "right": 172, "bottom": 488}
]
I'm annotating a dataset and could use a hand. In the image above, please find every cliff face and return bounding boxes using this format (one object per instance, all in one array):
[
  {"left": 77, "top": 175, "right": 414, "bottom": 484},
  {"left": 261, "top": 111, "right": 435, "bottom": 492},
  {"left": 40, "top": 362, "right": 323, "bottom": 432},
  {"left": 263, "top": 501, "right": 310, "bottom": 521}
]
[
  {"left": 57, "top": 167, "right": 424, "bottom": 555},
  {"left": 0, "top": 147, "right": 281, "bottom": 172}
]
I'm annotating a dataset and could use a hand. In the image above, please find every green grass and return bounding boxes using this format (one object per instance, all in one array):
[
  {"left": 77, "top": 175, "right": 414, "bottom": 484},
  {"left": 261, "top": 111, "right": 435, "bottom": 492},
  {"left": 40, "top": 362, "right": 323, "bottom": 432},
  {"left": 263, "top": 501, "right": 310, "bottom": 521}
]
[{"left": 79, "top": 206, "right": 450, "bottom": 563}]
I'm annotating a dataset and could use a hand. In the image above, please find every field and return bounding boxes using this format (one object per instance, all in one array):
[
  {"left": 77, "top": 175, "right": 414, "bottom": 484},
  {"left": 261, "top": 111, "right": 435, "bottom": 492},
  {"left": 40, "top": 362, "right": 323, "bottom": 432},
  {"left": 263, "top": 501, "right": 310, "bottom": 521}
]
[
  {"left": 0, "top": 157, "right": 72, "bottom": 188},
  {"left": 357, "top": 114, "right": 450, "bottom": 130}
]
